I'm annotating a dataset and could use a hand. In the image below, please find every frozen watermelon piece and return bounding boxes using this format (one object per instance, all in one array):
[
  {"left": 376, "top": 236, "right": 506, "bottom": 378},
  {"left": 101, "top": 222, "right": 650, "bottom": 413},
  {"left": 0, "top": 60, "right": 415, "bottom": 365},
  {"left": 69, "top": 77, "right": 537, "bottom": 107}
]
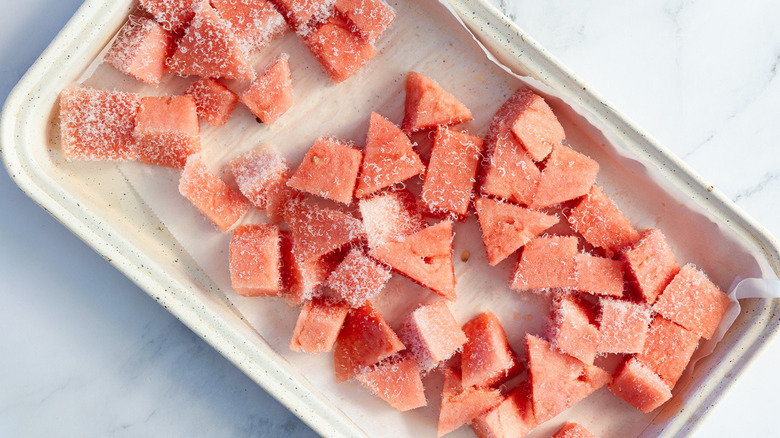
[
  {"left": 327, "top": 247, "right": 391, "bottom": 307},
  {"left": 356, "top": 352, "right": 426, "bottom": 411},
  {"left": 470, "top": 384, "right": 536, "bottom": 438},
  {"left": 400, "top": 300, "right": 467, "bottom": 372},
  {"left": 359, "top": 189, "right": 426, "bottom": 250},
  {"left": 480, "top": 121, "right": 542, "bottom": 206},
  {"left": 333, "top": 302, "right": 405, "bottom": 382},
  {"left": 285, "top": 202, "right": 365, "bottom": 260},
  {"left": 401, "top": 72, "right": 472, "bottom": 134},
  {"left": 355, "top": 112, "right": 425, "bottom": 198},
  {"left": 653, "top": 264, "right": 730, "bottom": 340},
  {"left": 461, "top": 311, "right": 520, "bottom": 388},
  {"left": 548, "top": 294, "right": 600, "bottom": 365},
  {"left": 530, "top": 144, "right": 598, "bottom": 209},
  {"left": 474, "top": 196, "right": 559, "bottom": 266},
  {"left": 575, "top": 253, "right": 624, "bottom": 297},
  {"left": 229, "top": 224, "right": 282, "bottom": 296},
  {"left": 438, "top": 368, "right": 503, "bottom": 437},
  {"left": 553, "top": 422, "right": 596, "bottom": 438},
  {"left": 596, "top": 297, "right": 652, "bottom": 354},
  {"left": 185, "top": 78, "right": 238, "bottom": 126},
  {"left": 290, "top": 296, "right": 350, "bottom": 352},
  {"left": 239, "top": 54, "right": 293, "bottom": 125},
  {"left": 421, "top": 126, "right": 484, "bottom": 220},
  {"left": 287, "top": 137, "right": 362, "bottom": 204},
  {"left": 166, "top": 2, "right": 255, "bottom": 80},
  {"left": 59, "top": 88, "right": 139, "bottom": 161},
  {"left": 372, "top": 220, "right": 457, "bottom": 300},
  {"left": 526, "top": 334, "right": 610, "bottom": 423},
  {"left": 269, "top": 0, "right": 334, "bottom": 33},
  {"left": 511, "top": 235, "right": 578, "bottom": 291},
  {"left": 501, "top": 89, "right": 565, "bottom": 162},
  {"left": 636, "top": 316, "right": 699, "bottom": 388},
  {"left": 334, "top": 0, "right": 394, "bottom": 42},
  {"left": 179, "top": 155, "right": 249, "bottom": 231},
  {"left": 105, "top": 16, "right": 175, "bottom": 86},
  {"left": 621, "top": 229, "right": 680, "bottom": 305},
  {"left": 281, "top": 231, "right": 341, "bottom": 305},
  {"left": 231, "top": 147, "right": 287, "bottom": 207},
  {"left": 567, "top": 185, "right": 640, "bottom": 257},
  {"left": 211, "top": 0, "right": 287, "bottom": 50},
  {"left": 303, "top": 14, "right": 377, "bottom": 82},
  {"left": 134, "top": 95, "right": 201, "bottom": 168},
  {"left": 140, "top": 0, "right": 200, "bottom": 34},
  {"left": 608, "top": 357, "right": 672, "bottom": 413}
]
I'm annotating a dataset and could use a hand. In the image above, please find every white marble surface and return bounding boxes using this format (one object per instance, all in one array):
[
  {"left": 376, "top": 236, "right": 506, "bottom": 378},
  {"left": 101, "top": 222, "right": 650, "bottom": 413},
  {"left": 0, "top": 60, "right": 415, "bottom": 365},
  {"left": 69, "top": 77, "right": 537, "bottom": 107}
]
[{"left": 1, "top": 0, "right": 778, "bottom": 436}]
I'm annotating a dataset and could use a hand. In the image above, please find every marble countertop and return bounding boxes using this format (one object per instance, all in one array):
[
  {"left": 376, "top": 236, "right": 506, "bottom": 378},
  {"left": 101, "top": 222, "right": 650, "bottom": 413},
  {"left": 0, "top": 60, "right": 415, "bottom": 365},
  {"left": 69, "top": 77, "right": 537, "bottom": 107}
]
[{"left": 1, "top": 0, "right": 778, "bottom": 436}]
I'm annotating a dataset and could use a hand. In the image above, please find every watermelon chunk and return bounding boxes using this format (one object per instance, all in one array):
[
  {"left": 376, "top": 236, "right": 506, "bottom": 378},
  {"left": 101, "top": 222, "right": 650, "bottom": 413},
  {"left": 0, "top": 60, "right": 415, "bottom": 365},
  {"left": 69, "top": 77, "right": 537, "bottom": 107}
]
[
  {"left": 575, "top": 253, "right": 625, "bottom": 297},
  {"left": 105, "top": 16, "right": 175, "bottom": 86},
  {"left": 269, "top": 0, "right": 335, "bottom": 34},
  {"left": 239, "top": 54, "right": 293, "bottom": 125},
  {"left": 371, "top": 220, "right": 457, "bottom": 300},
  {"left": 285, "top": 203, "right": 365, "bottom": 260},
  {"left": 480, "top": 121, "right": 542, "bottom": 206},
  {"left": 287, "top": 137, "right": 362, "bottom": 204},
  {"left": 178, "top": 155, "right": 249, "bottom": 231},
  {"left": 185, "top": 78, "right": 239, "bottom": 126},
  {"left": 636, "top": 316, "right": 699, "bottom": 388},
  {"left": 596, "top": 298, "right": 652, "bottom": 354},
  {"left": 134, "top": 95, "right": 201, "bottom": 168},
  {"left": 567, "top": 185, "right": 640, "bottom": 257},
  {"left": 526, "top": 334, "right": 610, "bottom": 423},
  {"left": 653, "top": 264, "right": 730, "bottom": 340},
  {"left": 59, "top": 88, "right": 140, "bottom": 161},
  {"left": 608, "top": 357, "right": 672, "bottom": 413},
  {"left": 470, "top": 384, "right": 536, "bottom": 438},
  {"left": 327, "top": 248, "right": 391, "bottom": 307},
  {"left": 548, "top": 294, "right": 600, "bottom": 365},
  {"left": 139, "top": 0, "right": 200, "bottom": 34},
  {"left": 500, "top": 89, "right": 565, "bottom": 162},
  {"left": 511, "top": 235, "right": 578, "bottom": 291},
  {"left": 461, "top": 311, "right": 520, "bottom": 388},
  {"left": 230, "top": 147, "right": 302, "bottom": 223},
  {"left": 530, "top": 144, "right": 598, "bottom": 209},
  {"left": 303, "top": 14, "right": 377, "bottom": 82},
  {"left": 621, "top": 228, "right": 680, "bottom": 304},
  {"left": 334, "top": 0, "right": 394, "bottom": 42},
  {"left": 290, "top": 296, "right": 350, "bottom": 352},
  {"left": 281, "top": 231, "right": 341, "bottom": 305},
  {"left": 359, "top": 189, "right": 426, "bottom": 251},
  {"left": 354, "top": 112, "right": 425, "bottom": 198},
  {"left": 211, "top": 0, "right": 287, "bottom": 50},
  {"left": 474, "top": 196, "right": 559, "bottom": 266},
  {"left": 356, "top": 352, "right": 427, "bottom": 412},
  {"left": 422, "top": 126, "right": 484, "bottom": 220},
  {"left": 553, "top": 422, "right": 596, "bottom": 438},
  {"left": 333, "top": 302, "right": 405, "bottom": 382},
  {"left": 438, "top": 368, "right": 502, "bottom": 437},
  {"left": 229, "top": 224, "right": 282, "bottom": 296},
  {"left": 399, "top": 300, "right": 467, "bottom": 372},
  {"left": 401, "top": 72, "right": 472, "bottom": 134}
]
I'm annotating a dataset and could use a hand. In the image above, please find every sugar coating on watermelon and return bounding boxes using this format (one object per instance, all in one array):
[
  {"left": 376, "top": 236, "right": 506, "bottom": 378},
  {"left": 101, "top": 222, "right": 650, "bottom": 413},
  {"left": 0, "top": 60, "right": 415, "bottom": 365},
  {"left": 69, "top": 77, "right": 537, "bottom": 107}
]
[
  {"left": 104, "top": 16, "right": 175, "bottom": 86},
  {"left": 438, "top": 368, "right": 503, "bottom": 437},
  {"left": 461, "top": 311, "right": 520, "bottom": 388},
  {"left": 140, "top": 0, "right": 200, "bottom": 34},
  {"left": 474, "top": 196, "right": 559, "bottom": 266},
  {"left": 526, "top": 334, "right": 610, "bottom": 423},
  {"left": 653, "top": 263, "right": 730, "bottom": 340},
  {"left": 567, "top": 185, "right": 640, "bottom": 257},
  {"left": 530, "top": 144, "right": 598, "bottom": 209},
  {"left": 480, "top": 121, "right": 542, "bottom": 207},
  {"left": 636, "top": 316, "right": 699, "bottom": 388},
  {"left": 290, "top": 296, "right": 350, "bottom": 353},
  {"left": 355, "top": 112, "right": 425, "bottom": 198},
  {"left": 401, "top": 71, "right": 473, "bottom": 134},
  {"left": 134, "top": 95, "right": 201, "bottom": 168},
  {"left": 334, "top": 0, "right": 394, "bottom": 42},
  {"left": 239, "top": 54, "right": 293, "bottom": 125},
  {"left": 356, "top": 352, "right": 427, "bottom": 412},
  {"left": 500, "top": 88, "right": 565, "bottom": 162},
  {"left": 470, "top": 384, "right": 536, "bottom": 438},
  {"left": 185, "top": 78, "right": 239, "bottom": 126},
  {"left": 59, "top": 88, "right": 140, "bottom": 161},
  {"left": 421, "top": 126, "right": 484, "bottom": 220},
  {"left": 333, "top": 302, "right": 405, "bottom": 382},
  {"left": 269, "top": 0, "right": 335, "bottom": 34},
  {"left": 211, "top": 0, "right": 287, "bottom": 50},
  {"left": 547, "top": 294, "right": 600, "bottom": 365},
  {"left": 285, "top": 203, "right": 365, "bottom": 260},
  {"left": 281, "top": 231, "right": 341, "bottom": 305},
  {"left": 371, "top": 220, "right": 457, "bottom": 300},
  {"left": 575, "top": 253, "right": 625, "bottom": 297},
  {"left": 400, "top": 300, "right": 466, "bottom": 373},
  {"left": 359, "top": 190, "right": 426, "bottom": 251},
  {"left": 229, "top": 224, "right": 282, "bottom": 296},
  {"left": 303, "top": 14, "right": 378, "bottom": 83},
  {"left": 327, "top": 248, "right": 391, "bottom": 308},
  {"left": 511, "top": 235, "right": 578, "bottom": 291},
  {"left": 179, "top": 155, "right": 249, "bottom": 231},
  {"left": 553, "top": 422, "right": 596, "bottom": 438},
  {"left": 231, "top": 147, "right": 287, "bottom": 207},
  {"left": 166, "top": 2, "right": 255, "bottom": 80},
  {"left": 621, "top": 228, "right": 680, "bottom": 305},
  {"left": 608, "top": 357, "right": 672, "bottom": 413},
  {"left": 596, "top": 297, "right": 652, "bottom": 354},
  {"left": 287, "top": 136, "right": 362, "bottom": 204}
]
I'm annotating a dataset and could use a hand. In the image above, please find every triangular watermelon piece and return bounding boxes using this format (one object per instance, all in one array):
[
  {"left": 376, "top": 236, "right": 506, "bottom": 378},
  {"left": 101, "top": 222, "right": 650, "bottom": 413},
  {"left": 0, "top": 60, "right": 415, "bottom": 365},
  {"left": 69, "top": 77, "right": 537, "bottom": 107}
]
[
  {"left": 239, "top": 54, "right": 293, "bottom": 125},
  {"left": 470, "top": 383, "right": 537, "bottom": 438},
  {"left": 140, "top": 0, "right": 200, "bottom": 34},
  {"left": 438, "top": 368, "right": 503, "bottom": 437},
  {"left": 526, "top": 334, "right": 610, "bottom": 423},
  {"left": 285, "top": 202, "right": 366, "bottom": 260},
  {"left": 287, "top": 136, "right": 363, "bottom": 204},
  {"left": 356, "top": 352, "right": 427, "bottom": 412},
  {"left": 359, "top": 189, "right": 426, "bottom": 251},
  {"left": 480, "top": 121, "right": 542, "bottom": 206},
  {"left": 401, "top": 72, "right": 472, "bottom": 134},
  {"left": 372, "top": 220, "right": 456, "bottom": 300},
  {"left": 355, "top": 112, "right": 425, "bottom": 198},
  {"left": 530, "top": 144, "right": 598, "bottom": 209},
  {"left": 474, "top": 196, "right": 559, "bottom": 266},
  {"left": 166, "top": 2, "right": 255, "bottom": 79}
]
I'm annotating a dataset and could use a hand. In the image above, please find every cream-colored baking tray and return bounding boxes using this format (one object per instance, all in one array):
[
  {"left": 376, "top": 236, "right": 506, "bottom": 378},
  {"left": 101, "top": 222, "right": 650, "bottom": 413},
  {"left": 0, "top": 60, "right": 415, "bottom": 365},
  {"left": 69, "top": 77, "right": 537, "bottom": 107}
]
[{"left": 2, "top": 0, "right": 779, "bottom": 437}]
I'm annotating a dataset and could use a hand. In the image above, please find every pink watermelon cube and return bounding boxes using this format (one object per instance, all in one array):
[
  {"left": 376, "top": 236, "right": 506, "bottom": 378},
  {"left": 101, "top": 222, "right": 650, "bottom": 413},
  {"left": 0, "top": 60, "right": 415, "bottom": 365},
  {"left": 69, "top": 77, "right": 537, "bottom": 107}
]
[
  {"left": 229, "top": 224, "right": 282, "bottom": 296},
  {"left": 548, "top": 294, "right": 600, "bottom": 365},
  {"left": 575, "top": 253, "right": 625, "bottom": 297},
  {"left": 480, "top": 121, "right": 542, "bottom": 207},
  {"left": 358, "top": 189, "right": 425, "bottom": 251},
  {"left": 621, "top": 228, "right": 680, "bottom": 304},
  {"left": 105, "top": 16, "right": 175, "bottom": 86},
  {"left": 470, "top": 384, "right": 536, "bottom": 438},
  {"left": 399, "top": 300, "right": 467, "bottom": 373},
  {"left": 230, "top": 147, "right": 302, "bottom": 223},
  {"left": 59, "top": 88, "right": 139, "bottom": 161},
  {"left": 269, "top": 0, "right": 334, "bottom": 34},
  {"left": 139, "top": 0, "right": 199, "bottom": 34},
  {"left": 327, "top": 248, "right": 391, "bottom": 307},
  {"left": 511, "top": 235, "right": 578, "bottom": 291},
  {"left": 438, "top": 368, "right": 503, "bottom": 437},
  {"left": 303, "top": 14, "right": 377, "bottom": 82},
  {"left": 499, "top": 88, "right": 565, "bottom": 162},
  {"left": 608, "top": 357, "right": 672, "bottom": 413},
  {"left": 211, "top": 0, "right": 287, "bottom": 50},
  {"left": 567, "top": 185, "right": 640, "bottom": 257},
  {"left": 553, "top": 422, "right": 596, "bottom": 438},
  {"left": 287, "top": 136, "right": 362, "bottom": 204},
  {"left": 401, "top": 71, "right": 473, "bottom": 134},
  {"left": 179, "top": 155, "right": 249, "bottom": 231},
  {"left": 134, "top": 95, "right": 201, "bottom": 168},
  {"left": 290, "top": 296, "right": 350, "bottom": 352},
  {"left": 530, "top": 144, "right": 598, "bottom": 209},
  {"left": 239, "top": 54, "right": 293, "bottom": 125},
  {"left": 285, "top": 202, "right": 365, "bottom": 260},
  {"left": 185, "top": 78, "right": 239, "bottom": 126},
  {"left": 636, "top": 316, "right": 700, "bottom": 388},
  {"left": 281, "top": 231, "right": 340, "bottom": 305},
  {"left": 356, "top": 352, "right": 427, "bottom": 412},
  {"left": 334, "top": 0, "right": 394, "bottom": 42},
  {"left": 596, "top": 298, "right": 652, "bottom": 354},
  {"left": 461, "top": 311, "right": 520, "bottom": 388}
]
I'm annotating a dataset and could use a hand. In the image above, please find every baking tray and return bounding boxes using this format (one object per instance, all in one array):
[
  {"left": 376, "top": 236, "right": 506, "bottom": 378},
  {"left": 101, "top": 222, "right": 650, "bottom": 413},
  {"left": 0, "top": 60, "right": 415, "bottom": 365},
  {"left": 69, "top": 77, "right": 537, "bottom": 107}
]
[{"left": 2, "top": 0, "right": 779, "bottom": 437}]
